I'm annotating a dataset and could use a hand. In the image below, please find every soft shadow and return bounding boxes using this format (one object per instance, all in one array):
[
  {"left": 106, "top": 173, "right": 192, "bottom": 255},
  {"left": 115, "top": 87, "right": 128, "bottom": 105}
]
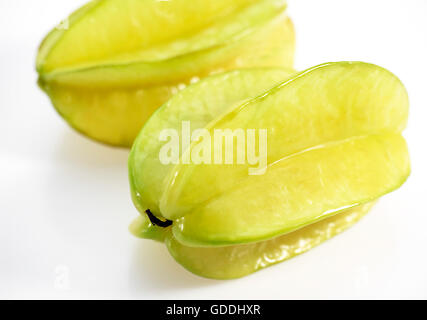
[
  {"left": 54, "top": 130, "right": 129, "bottom": 168},
  {"left": 55, "top": 130, "right": 220, "bottom": 292},
  {"left": 129, "top": 240, "right": 220, "bottom": 293},
  {"left": 44, "top": 129, "right": 132, "bottom": 237}
]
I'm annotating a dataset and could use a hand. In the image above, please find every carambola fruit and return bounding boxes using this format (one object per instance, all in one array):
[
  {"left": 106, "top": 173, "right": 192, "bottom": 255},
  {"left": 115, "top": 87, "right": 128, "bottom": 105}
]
[
  {"left": 36, "top": 0, "right": 295, "bottom": 147},
  {"left": 129, "top": 62, "right": 410, "bottom": 279}
]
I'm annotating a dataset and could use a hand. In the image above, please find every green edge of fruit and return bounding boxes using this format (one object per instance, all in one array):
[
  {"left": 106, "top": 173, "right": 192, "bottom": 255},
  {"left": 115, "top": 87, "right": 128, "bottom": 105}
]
[
  {"left": 36, "top": 0, "right": 295, "bottom": 147},
  {"left": 128, "top": 62, "right": 410, "bottom": 279}
]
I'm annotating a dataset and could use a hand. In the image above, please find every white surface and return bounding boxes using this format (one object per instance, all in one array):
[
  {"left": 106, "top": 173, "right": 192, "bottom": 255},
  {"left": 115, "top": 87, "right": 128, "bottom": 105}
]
[{"left": 0, "top": 0, "right": 426, "bottom": 299}]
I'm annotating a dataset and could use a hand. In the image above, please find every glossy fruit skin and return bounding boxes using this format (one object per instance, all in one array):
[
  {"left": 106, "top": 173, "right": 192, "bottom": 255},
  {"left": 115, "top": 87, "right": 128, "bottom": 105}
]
[
  {"left": 37, "top": 0, "right": 295, "bottom": 147},
  {"left": 166, "top": 202, "right": 375, "bottom": 279},
  {"left": 129, "top": 68, "right": 295, "bottom": 216},
  {"left": 129, "top": 63, "right": 410, "bottom": 279},
  {"left": 131, "top": 202, "right": 375, "bottom": 279},
  {"left": 161, "top": 62, "right": 409, "bottom": 221},
  {"left": 157, "top": 62, "right": 410, "bottom": 247},
  {"left": 171, "top": 133, "right": 409, "bottom": 247}
]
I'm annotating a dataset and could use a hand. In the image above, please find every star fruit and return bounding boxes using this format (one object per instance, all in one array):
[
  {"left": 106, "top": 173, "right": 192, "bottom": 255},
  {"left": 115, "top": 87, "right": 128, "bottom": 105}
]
[
  {"left": 36, "top": 0, "right": 295, "bottom": 147},
  {"left": 129, "top": 62, "right": 410, "bottom": 279}
]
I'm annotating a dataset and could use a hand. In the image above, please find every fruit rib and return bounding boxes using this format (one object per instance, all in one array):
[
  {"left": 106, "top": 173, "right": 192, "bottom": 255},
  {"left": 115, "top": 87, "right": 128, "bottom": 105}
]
[
  {"left": 166, "top": 202, "right": 375, "bottom": 279},
  {"left": 171, "top": 133, "right": 409, "bottom": 246},
  {"left": 37, "top": 0, "right": 295, "bottom": 146},
  {"left": 160, "top": 62, "right": 409, "bottom": 220},
  {"left": 39, "top": 14, "right": 294, "bottom": 87},
  {"left": 37, "top": 0, "right": 285, "bottom": 75},
  {"left": 129, "top": 197, "right": 375, "bottom": 279},
  {"left": 129, "top": 68, "right": 295, "bottom": 214},
  {"left": 128, "top": 63, "right": 410, "bottom": 278}
]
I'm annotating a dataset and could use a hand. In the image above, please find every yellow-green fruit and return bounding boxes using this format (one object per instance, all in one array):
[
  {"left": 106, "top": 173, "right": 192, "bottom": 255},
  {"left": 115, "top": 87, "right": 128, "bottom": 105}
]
[
  {"left": 131, "top": 202, "right": 375, "bottom": 279},
  {"left": 129, "top": 62, "right": 410, "bottom": 279},
  {"left": 165, "top": 203, "right": 376, "bottom": 279},
  {"left": 37, "top": 0, "right": 295, "bottom": 147},
  {"left": 129, "top": 68, "right": 296, "bottom": 216}
]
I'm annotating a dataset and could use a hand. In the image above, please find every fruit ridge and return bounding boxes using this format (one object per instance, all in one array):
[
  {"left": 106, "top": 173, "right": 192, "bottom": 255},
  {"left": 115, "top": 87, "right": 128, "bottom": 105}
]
[
  {"left": 129, "top": 62, "right": 410, "bottom": 278},
  {"left": 37, "top": 0, "right": 295, "bottom": 146}
]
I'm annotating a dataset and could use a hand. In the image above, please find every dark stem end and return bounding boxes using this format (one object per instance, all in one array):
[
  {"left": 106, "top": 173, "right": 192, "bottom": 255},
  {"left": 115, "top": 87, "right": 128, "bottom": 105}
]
[{"left": 145, "top": 209, "right": 173, "bottom": 228}]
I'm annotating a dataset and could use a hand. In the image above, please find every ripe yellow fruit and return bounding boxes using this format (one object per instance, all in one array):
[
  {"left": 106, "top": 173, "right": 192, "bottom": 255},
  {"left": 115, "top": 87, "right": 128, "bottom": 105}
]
[
  {"left": 37, "top": 0, "right": 295, "bottom": 146},
  {"left": 129, "top": 63, "right": 410, "bottom": 278}
]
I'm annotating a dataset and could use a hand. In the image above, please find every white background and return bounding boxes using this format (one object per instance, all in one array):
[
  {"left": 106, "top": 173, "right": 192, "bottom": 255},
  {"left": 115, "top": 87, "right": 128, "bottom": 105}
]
[{"left": 0, "top": 0, "right": 426, "bottom": 299}]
